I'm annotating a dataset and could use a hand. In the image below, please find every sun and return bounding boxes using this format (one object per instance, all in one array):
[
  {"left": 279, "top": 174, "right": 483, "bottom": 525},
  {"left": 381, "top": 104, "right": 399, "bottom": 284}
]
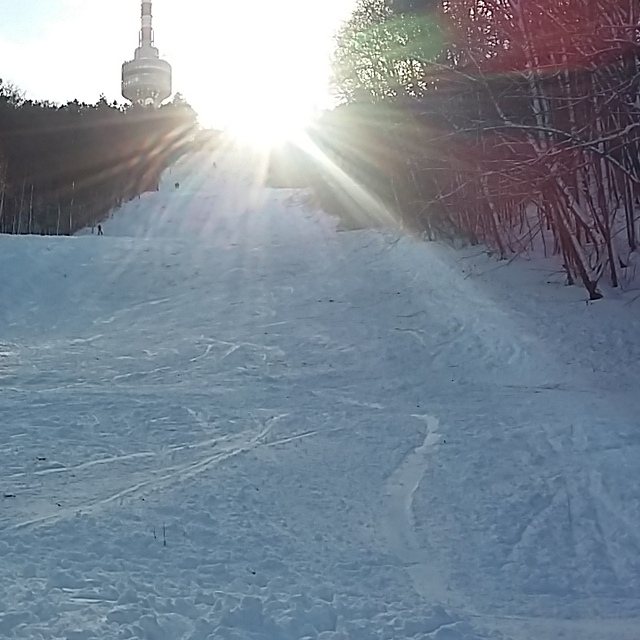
[
  {"left": 159, "top": 0, "right": 355, "bottom": 146},
  {"left": 223, "top": 107, "right": 310, "bottom": 147},
  {"left": 217, "top": 80, "right": 319, "bottom": 147}
]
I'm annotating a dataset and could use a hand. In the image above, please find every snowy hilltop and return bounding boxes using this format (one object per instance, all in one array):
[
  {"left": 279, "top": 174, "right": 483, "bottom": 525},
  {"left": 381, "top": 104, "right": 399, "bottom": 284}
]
[{"left": 1, "top": 140, "right": 640, "bottom": 640}]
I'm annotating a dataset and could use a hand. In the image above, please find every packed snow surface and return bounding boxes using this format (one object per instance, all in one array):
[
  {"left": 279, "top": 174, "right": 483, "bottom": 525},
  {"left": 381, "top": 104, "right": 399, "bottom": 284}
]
[{"left": 1, "top": 140, "right": 640, "bottom": 640}]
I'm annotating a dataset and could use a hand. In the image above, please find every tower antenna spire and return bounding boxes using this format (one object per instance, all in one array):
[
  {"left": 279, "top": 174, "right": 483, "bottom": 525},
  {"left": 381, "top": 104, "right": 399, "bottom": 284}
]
[
  {"left": 121, "top": 0, "right": 172, "bottom": 107},
  {"left": 140, "top": 0, "right": 154, "bottom": 48}
]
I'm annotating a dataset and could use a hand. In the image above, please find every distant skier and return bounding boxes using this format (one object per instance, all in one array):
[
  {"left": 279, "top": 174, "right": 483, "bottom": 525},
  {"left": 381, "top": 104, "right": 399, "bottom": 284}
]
[
  {"left": 97, "top": 224, "right": 103, "bottom": 236},
  {"left": 174, "top": 182, "right": 180, "bottom": 190}
]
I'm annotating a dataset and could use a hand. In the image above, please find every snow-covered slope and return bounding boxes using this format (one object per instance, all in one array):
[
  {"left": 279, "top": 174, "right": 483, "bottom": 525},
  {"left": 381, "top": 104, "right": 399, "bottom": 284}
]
[{"left": 1, "top": 138, "right": 640, "bottom": 640}]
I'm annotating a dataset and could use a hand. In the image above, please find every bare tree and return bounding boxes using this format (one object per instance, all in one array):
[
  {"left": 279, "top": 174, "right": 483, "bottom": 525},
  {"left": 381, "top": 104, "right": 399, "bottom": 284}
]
[{"left": 322, "top": 0, "right": 640, "bottom": 298}]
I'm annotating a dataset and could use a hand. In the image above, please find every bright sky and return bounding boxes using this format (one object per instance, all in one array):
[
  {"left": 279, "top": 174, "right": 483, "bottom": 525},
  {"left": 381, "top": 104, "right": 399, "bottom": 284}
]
[{"left": 0, "top": 0, "right": 355, "bottom": 132}]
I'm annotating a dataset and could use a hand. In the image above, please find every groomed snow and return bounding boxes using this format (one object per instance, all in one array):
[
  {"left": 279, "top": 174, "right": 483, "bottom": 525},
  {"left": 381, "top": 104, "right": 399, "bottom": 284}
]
[{"left": 1, "top": 139, "right": 640, "bottom": 639}]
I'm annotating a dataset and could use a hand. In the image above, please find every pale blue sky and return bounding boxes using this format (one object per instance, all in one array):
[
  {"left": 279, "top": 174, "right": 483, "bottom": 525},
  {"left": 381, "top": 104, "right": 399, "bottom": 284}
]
[
  {"left": 0, "top": 0, "right": 355, "bottom": 128},
  {"left": 0, "top": 0, "right": 137, "bottom": 104},
  {"left": 2, "top": 1, "right": 62, "bottom": 38}
]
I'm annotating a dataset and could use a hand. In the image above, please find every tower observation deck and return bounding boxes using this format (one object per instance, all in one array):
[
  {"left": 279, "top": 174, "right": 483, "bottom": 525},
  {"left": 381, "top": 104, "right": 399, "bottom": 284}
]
[{"left": 122, "top": 0, "right": 172, "bottom": 107}]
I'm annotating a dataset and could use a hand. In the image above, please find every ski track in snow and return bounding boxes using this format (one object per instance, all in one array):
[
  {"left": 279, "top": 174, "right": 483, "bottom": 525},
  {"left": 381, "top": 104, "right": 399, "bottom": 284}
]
[
  {"left": 9, "top": 419, "right": 323, "bottom": 532},
  {"left": 0, "top": 138, "right": 639, "bottom": 639},
  {"left": 382, "top": 414, "right": 456, "bottom": 605}
]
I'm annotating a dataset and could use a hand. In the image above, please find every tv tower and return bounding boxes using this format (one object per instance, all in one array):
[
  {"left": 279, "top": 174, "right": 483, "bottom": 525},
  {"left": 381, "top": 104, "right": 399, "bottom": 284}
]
[{"left": 121, "top": 0, "right": 172, "bottom": 107}]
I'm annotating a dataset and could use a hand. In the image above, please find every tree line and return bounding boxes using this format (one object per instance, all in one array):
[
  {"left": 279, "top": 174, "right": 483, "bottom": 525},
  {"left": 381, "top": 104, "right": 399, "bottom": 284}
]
[
  {"left": 312, "top": 0, "right": 640, "bottom": 298},
  {"left": 0, "top": 84, "right": 199, "bottom": 236}
]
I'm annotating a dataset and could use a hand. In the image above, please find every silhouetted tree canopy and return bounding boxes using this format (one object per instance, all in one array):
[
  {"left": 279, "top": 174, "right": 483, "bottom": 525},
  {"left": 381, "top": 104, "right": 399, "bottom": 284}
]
[{"left": 0, "top": 84, "right": 199, "bottom": 235}]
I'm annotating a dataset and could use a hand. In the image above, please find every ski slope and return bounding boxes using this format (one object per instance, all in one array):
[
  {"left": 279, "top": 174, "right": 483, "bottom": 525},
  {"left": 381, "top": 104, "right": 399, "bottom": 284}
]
[{"left": 1, "top": 138, "right": 640, "bottom": 640}]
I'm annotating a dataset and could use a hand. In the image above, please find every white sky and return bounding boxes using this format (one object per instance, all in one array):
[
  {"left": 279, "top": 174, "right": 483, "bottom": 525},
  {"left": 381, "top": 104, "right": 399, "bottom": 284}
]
[{"left": 0, "top": 0, "right": 356, "bottom": 128}]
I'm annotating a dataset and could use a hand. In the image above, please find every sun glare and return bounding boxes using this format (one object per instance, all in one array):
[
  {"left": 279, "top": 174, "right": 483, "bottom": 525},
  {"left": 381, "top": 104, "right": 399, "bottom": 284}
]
[
  {"left": 223, "top": 105, "right": 310, "bottom": 147},
  {"left": 159, "top": 0, "right": 355, "bottom": 146}
]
